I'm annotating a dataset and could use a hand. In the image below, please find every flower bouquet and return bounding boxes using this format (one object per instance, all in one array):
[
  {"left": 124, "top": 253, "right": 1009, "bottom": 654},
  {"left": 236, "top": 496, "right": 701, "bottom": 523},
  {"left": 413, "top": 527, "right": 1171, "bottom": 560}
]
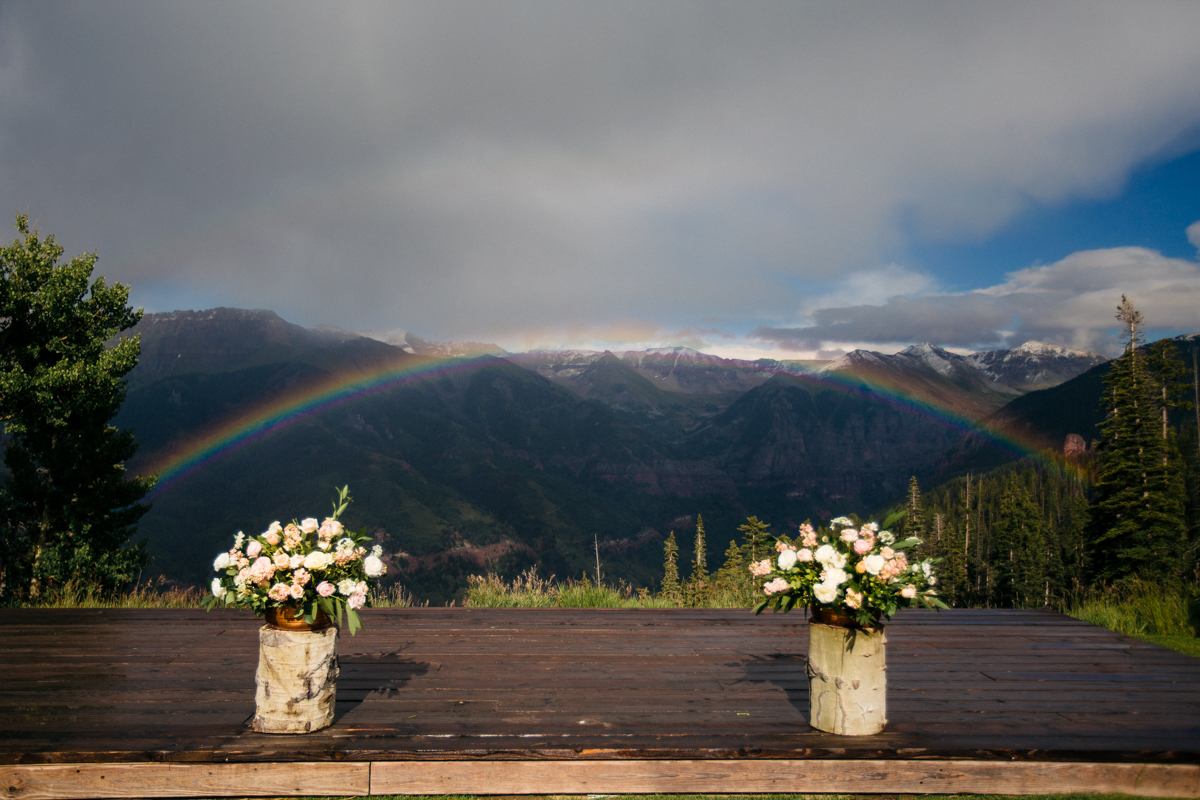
[
  {"left": 751, "top": 516, "right": 948, "bottom": 628},
  {"left": 204, "top": 486, "right": 386, "bottom": 634}
]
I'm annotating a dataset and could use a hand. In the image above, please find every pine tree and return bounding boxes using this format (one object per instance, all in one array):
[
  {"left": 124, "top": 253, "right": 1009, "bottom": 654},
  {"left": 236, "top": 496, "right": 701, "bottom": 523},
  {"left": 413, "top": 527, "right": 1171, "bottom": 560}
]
[
  {"left": 0, "top": 216, "right": 153, "bottom": 601},
  {"left": 684, "top": 514, "right": 709, "bottom": 606},
  {"left": 1089, "top": 297, "right": 1187, "bottom": 583},
  {"left": 693, "top": 514, "right": 708, "bottom": 578},
  {"left": 661, "top": 531, "right": 680, "bottom": 603},
  {"left": 736, "top": 516, "right": 770, "bottom": 565},
  {"left": 992, "top": 481, "right": 1046, "bottom": 607},
  {"left": 905, "top": 476, "right": 928, "bottom": 557},
  {"left": 938, "top": 516, "right": 969, "bottom": 606}
]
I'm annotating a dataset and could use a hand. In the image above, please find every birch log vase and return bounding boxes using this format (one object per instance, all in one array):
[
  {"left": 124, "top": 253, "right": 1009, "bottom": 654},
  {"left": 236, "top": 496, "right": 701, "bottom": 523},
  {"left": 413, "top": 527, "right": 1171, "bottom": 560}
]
[
  {"left": 252, "top": 625, "right": 339, "bottom": 734},
  {"left": 806, "top": 617, "right": 887, "bottom": 735}
]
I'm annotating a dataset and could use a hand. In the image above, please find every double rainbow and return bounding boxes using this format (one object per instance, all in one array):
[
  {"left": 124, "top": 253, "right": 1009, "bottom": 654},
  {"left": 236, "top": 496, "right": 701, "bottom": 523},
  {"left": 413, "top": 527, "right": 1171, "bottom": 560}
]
[{"left": 140, "top": 353, "right": 1064, "bottom": 495}]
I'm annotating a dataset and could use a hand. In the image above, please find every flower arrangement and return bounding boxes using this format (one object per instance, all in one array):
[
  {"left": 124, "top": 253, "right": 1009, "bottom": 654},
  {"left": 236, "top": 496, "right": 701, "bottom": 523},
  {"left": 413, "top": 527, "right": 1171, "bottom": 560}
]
[
  {"left": 751, "top": 515, "right": 948, "bottom": 628},
  {"left": 204, "top": 486, "right": 386, "bottom": 634}
]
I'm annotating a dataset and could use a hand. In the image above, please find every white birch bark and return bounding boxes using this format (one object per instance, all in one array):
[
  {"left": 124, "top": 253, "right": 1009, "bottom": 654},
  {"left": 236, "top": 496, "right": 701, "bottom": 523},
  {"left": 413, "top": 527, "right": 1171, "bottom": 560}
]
[
  {"left": 807, "top": 620, "right": 886, "bottom": 735},
  {"left": 252, "top": 625, "right": 339, "bottom": 734}
]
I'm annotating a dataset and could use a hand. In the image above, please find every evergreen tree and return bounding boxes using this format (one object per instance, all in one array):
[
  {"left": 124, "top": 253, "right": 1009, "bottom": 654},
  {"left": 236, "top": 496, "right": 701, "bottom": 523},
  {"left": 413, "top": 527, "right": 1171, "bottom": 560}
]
[
  {"left": 1089, "top": 297, "right": 1186, "bottom": 583},
  {"left": 0, "top": 216, "right": 153, "bottom": 601},
  {"left": 692, "top": 514, "right": 708, "bottom": 578},
  {"left": 992, "top": 482, "right": 1047, "bottom": 607},
  {"left": 736, "top": 516, "right": 770, "bottom": 565},
  {"left": 684, "top": 515, "right": 709, "bottom": 606},
  {"left": 905, "top": 476, "right": 928, "bottom": 557},
  {"left": 661, "top": 531, "right": 680, "bottom": 603},
  {"left": 938, "top": 515, "right": 969, "bottom": 606}
]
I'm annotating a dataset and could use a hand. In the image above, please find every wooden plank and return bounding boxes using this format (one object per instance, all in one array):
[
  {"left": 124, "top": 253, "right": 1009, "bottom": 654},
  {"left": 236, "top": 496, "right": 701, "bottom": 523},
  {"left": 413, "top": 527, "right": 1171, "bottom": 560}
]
[
  {"left": 0, "top": 762, "right": 370, "bottom": 800},
  {"left": 370, "top": 759, "right": 1200, "bottom": 797}
]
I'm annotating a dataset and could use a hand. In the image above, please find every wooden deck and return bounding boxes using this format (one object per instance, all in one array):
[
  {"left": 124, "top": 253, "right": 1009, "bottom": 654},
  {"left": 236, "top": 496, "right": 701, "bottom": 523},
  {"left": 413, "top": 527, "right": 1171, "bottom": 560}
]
[{"left": 2, "top": 607, "right": 1198, "bottom": 798}]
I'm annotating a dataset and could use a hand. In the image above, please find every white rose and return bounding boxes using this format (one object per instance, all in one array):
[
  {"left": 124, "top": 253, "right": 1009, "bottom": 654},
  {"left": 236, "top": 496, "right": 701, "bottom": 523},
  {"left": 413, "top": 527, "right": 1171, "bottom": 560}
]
[
  {"left": 863, "top": 554, "right": 885, "bottom": 575},
  {"left": 777, "top": 549, "right": 798, "bottom": 570},
  {"left": 813, "top": 582, "right": 838, "bottom": 604},
  {"left": 839, "top": 529, "right": 859, "bottom": 542},
  {"left": 303, "top": 550, "right": 331, "bottom": 570},
  {"left": 901, "top": 584, "right": 917, "bottom": 599},
  {"left": 211, "top": 578, "right": 226, "bottom": 599},
  {"left": 213, "top": 552, "right": 231, "bottom": 571},
  {"left": 300, "top": 517, "right": 319, "bottom": 534},
  {"left": 364, "top": 555, "right": 384, "bottom": 577},
  {"left": 821, "top": 567, "right": 849, "bottom": 586},
  {"left": 289, "top": 554, "right": 304, "bottom": 570},
  {"left": 814, "top": 544, "right": 836, "bottom": 565},
  {"left": 830, "top": 551, "right": 847, "bottom": 569}
]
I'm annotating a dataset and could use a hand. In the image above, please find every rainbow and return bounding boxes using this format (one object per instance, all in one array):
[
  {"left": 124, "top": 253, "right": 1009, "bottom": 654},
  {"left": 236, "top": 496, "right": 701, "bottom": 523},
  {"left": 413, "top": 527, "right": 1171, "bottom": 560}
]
[
  {"left": 139, "top": 352, "right": 1079, "bottom": 496},
  {"left": 140, "top": 352, "right": 497, "bottom": 494}
]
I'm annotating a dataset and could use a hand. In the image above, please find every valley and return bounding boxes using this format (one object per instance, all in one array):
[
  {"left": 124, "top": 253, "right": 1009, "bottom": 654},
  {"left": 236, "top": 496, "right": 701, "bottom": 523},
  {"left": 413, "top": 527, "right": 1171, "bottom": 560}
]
[{"left": 116, "top": 308, "right": 1122, "bottom": 603}]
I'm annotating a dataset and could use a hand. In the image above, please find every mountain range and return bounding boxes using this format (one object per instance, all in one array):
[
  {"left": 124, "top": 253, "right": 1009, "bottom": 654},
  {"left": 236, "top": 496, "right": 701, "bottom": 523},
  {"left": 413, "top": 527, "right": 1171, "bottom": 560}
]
[{"left": 113, "top": 307, "right": 1120, "bottom": 602}]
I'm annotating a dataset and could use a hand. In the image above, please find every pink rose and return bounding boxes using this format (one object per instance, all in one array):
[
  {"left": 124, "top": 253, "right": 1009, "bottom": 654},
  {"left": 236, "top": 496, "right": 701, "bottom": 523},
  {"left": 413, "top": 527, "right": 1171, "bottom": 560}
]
[
  {"left": 840, "top": 529, "right": 859, "bottom": 542},
  {"left": 901, "top": 584, "right": 917, "bottom": 599},
  {"left": 318, "top": 518, "right": 343, "bottom": 541},
  {"left": 317, "top": 581, "right": 335, "bottom": 597},
  {"left": 246, "top": 540, "right": 262, "bottom": 558},
  {"left": 853, "top": 539, "right": 871, "bottom": 555},
  {"left": 300, "top": 517, "right": 319, "bottom": 534},
  {"left": 273, "top": 552, "right": 290, "bottom": 569},
  {"left": 880, "top": 546, "right": 894, "bottom": 559},
  {"left": 762, "top": 578, "right": 790, "bottom": 596},
  {"left": 798, "top": 548, "right": 813, "bottom": 562},
  {"left": 288, "top": 583, "right": 305, "bottom": 600},
  {"left": 348, "top": 591, "right": 366, "bottom": 610},
  {"left": 264, "top": 531, "right": 280, "bottom": 546},
  {"left": 249, "top": 556, "right": 274, "bottom": 582}
]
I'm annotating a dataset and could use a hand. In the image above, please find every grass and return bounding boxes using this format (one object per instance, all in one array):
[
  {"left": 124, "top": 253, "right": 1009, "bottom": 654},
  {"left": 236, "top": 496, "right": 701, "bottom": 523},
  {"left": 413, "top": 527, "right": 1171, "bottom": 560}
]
[
  {"left": 1062, "top": 580, "right": 1200, "bottom": 658},
  {"left": 461, "top": 567, "right": 755, "bottom": 609},
  {"left": 18, "top": 576, "right": 208, "bottom": 608}
]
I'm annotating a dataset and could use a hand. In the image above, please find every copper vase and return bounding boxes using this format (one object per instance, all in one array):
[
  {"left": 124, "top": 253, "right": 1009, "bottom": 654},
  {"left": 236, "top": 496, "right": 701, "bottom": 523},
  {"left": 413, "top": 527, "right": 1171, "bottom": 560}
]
[{"left": 265, "top": 606, "right": 332, "bottom": 631}]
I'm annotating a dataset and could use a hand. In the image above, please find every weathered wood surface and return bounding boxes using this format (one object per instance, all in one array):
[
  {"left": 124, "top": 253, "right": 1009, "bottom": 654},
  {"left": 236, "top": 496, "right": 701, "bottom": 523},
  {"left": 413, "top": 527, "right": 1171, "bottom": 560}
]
[
  {"left": 3, "top": 759, "right": 1198, "bottom": 799},
  {"left": 1, "top": 608, "right": 1198, "bottom": 766}
]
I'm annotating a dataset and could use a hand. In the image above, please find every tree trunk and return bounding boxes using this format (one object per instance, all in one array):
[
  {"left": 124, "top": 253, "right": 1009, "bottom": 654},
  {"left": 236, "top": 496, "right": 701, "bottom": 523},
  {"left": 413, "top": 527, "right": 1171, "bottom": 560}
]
[
  {"left": 807, "top": 620, "right": 886, "bottom": 735},
  {"left": 252, "top": 625, "right": 338, "bottom": 734}
]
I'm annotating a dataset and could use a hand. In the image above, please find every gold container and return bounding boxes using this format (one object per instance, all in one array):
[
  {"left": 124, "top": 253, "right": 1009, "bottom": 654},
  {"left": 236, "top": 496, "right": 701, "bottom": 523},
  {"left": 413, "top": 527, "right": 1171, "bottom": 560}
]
[{"left": 265, "top": 606, "right": 332, "bottom": 631}]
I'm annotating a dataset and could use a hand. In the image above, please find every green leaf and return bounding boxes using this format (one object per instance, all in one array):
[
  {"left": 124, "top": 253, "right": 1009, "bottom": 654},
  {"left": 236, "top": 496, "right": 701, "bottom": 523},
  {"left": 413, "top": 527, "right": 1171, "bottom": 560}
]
[
  {"left": 891, "top": 537, "right": 922, "bottom": 552},
  {"left": 753, "top": 599, "right": 769, "bottom": 615}
]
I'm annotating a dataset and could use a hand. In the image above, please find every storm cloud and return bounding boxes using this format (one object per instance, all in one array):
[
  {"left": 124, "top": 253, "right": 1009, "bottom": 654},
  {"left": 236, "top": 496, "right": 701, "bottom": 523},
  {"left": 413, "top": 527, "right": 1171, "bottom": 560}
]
[{"left": 3, "top": 2, "right": 1200, "bottom": 348}]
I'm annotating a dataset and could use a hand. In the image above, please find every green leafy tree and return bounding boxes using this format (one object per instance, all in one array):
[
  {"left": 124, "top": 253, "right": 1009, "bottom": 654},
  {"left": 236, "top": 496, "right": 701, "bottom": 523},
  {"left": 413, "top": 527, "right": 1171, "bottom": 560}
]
[
  {"left": 1089, "top": 296, "right": 1186, "bottom": 583},
  {"left": 0, "top": 215, "right": 153, "bottom": 601}
]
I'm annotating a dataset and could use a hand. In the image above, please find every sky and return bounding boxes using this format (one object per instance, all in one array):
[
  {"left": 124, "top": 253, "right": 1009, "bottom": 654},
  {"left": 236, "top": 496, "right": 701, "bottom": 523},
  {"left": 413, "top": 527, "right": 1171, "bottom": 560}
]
[{"left": 3, "top": 2, "right": 1200, "bottom": 359}]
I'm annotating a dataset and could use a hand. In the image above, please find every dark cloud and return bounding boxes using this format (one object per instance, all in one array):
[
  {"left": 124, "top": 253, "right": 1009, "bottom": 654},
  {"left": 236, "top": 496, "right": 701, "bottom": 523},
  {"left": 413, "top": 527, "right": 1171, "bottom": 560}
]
[{"left": 3, "top": 2, "right": 1200, "bottom": 344}]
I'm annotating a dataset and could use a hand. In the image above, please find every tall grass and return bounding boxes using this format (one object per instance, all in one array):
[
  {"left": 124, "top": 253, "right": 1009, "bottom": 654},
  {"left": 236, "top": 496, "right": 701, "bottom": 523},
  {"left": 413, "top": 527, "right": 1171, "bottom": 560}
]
[
  {"left": 22, "top": 577, "right": 207, "bottom": 609},
  {"left": 463, "top": 567, "right": 753, "bottom": 609},
  {"left": 1062, "top": 580, "right": 1200, "bottom": 658},
  {"left": 1062, "top": 581, "right": 1197, "bottom": 637}
]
